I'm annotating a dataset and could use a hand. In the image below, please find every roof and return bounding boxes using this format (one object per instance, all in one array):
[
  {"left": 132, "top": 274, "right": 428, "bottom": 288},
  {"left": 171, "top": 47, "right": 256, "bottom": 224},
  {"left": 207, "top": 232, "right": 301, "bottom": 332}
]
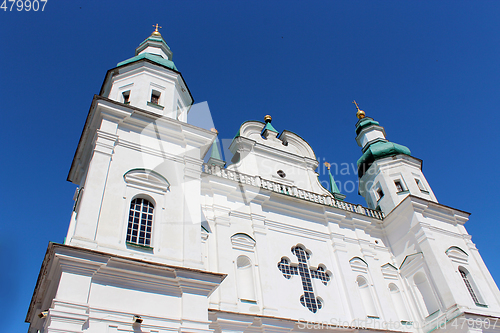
[
  {"left": 117, "top": 52, "right": 177, "bottom": 71},
  {"left": 357, "top": 141, "right": 411, "bottom": 177},
  {"left": 137, "top": 34, "right": 171, "bottom": 51},
  {"left": 355, "top": 117, "right": 380, "bottom": 135}
]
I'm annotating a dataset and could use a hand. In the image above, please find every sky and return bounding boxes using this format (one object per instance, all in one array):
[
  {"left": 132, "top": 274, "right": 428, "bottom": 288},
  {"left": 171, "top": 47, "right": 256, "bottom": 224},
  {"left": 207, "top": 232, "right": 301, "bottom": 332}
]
[{"left": 1, "top": 1, "right": 500, "bottom": 331}]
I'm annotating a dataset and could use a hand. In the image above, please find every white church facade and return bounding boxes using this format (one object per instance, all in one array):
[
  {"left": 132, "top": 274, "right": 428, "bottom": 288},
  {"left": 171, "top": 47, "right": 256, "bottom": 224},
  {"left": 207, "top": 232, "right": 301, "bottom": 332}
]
[{"left": 26, "top": 28, "right": 500, "bottom": 333}]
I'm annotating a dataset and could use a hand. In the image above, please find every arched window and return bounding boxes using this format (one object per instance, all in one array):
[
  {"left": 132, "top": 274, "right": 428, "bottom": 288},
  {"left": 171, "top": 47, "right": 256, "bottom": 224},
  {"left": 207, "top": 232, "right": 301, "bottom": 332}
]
[
  {"left": 413, "top": 272, "right": 439, "bottom": 316},
  {"left": 356, "top": 276, "right": 378, "bottom": 317},
  {"left": 126, "top": 198, "right": 154, "bottom": 247},
  {"left": 388, "top": 283, "right": 410, "bottom": 321},
  {"left": 459, "top": 267, "right": 485, "bottom": 305},
  {"left": 236, "top": 255, "right": 256, "bottom": 302}
]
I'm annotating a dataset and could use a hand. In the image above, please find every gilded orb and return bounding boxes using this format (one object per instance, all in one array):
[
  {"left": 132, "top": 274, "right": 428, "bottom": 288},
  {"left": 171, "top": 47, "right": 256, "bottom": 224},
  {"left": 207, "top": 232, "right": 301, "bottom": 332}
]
[
  {"left": 356, "top": 109, "right": 366, "bottom": 119},
  {"left": 264, "top": 115, "right": 272, "bottom": 123}
]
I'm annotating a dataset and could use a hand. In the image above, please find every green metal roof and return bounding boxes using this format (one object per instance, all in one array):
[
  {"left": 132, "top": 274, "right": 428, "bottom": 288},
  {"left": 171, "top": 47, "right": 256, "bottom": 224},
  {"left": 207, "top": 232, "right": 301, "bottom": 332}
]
[
  {"left": 263, "top": 121, "right": 278, "bottom": 133},
  {"left": 138, "top": 35, "right": 171, "bottom": 51},
  {"left": 355, "top": 117, "right": 380, "bottom": 135},
  {"left": 117, "top": 53, "right": 177, "bottom": 71},
  {"left": 357, "top": 141, "right": 411, "bottom": 176},
  {"left": 328, "top": 170, "right": 341, "bottom": 194},
  {"left": 210, "top": 140, "right": 223, "bottom": 160}
]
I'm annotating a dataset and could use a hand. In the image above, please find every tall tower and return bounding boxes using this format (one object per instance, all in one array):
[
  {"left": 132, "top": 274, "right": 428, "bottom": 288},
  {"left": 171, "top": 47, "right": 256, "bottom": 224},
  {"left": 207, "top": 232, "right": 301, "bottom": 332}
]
[
  {"left": 354, "top": 102, "right": 437, "bottom": 214},
  {"left": 26, "top": 27, "right": 224, "bottom": 333},
  {"left": 355, "top": 102, "right": 500, "bottom": 331}
]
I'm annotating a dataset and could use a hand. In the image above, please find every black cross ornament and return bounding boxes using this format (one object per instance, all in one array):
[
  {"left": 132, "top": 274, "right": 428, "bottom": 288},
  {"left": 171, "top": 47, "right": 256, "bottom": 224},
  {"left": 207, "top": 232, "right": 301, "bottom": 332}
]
[{"left": 277, "top": 245, "right": 330, "bottom": 313}]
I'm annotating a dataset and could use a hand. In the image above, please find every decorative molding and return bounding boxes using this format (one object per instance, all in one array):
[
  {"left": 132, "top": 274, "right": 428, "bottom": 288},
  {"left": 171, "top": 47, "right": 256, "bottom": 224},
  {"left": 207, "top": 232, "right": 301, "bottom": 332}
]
[
  {"left": 123, "top": 168, "right": 170, "bottom": 193},
  {"left": 231, "top": 233, "right": 256, "bottom": 251},
  {"left": 265, "top": 220, "right": 329, "bottom": 241},
  {"left": 381, "top": 263, "right": 399, "bottom": 280},
  {"left": 349, "top": 257, "right": 368, "bottom": 274},
  {"left": 446, "top": 246, "right": 469, "bottom": 264}
]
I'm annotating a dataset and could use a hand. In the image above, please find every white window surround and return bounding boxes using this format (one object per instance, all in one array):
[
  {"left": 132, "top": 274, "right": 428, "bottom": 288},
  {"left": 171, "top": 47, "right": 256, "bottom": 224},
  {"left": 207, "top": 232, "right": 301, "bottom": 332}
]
[
  {"left": 148, "top": 83, "right": 166, "bottom": 107},
  {"left": 458, "top": 266, "right": 486, "bottom": 306},
  {"left": 122, "top": 90, "right": 130, "bottom": 104},
  {"left": 445, "top": 246, "right": 487, "bottom": 307},
  {"left": 388, "top": 283, "right": 411, "bottom": 321},
  {"left": 236, "top": 255, "right": 257, "bottom": 302},
  {"left": 414, "top": 177, "right": 428, "bottom": 193},
  {"left": 356, "top": 275, "right": 379, "bottom": 318},
  {"left": 118, "top": 82, "right": 134, "bottom": 104},
  {"left": 121, "top": 169, "right": 170, "bottom": 249},
  {"left": 231, "top": 233, "right": 259, "bottom": 305},
  {"left": 375, "top": 186, "right": 384, "bottom": 201},
  {"left": 394, "top": 178, "right": 409, "bottom": 193},
  {"left": 413, "top": 271, "right": 440, "bottom": 318}
]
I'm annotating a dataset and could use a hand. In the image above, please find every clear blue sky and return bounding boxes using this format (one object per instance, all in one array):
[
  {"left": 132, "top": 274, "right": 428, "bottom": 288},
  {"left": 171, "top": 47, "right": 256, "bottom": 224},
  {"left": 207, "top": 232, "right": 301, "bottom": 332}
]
[{"left": 1, "top": 1, "right": 499, "bottom": 331}]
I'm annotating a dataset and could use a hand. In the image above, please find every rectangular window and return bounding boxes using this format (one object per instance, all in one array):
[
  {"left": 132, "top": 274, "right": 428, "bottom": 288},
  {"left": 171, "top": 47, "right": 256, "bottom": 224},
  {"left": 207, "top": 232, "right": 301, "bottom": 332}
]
[
  {"left": 394, "top": 180, "right": 404, "bottom": 192},
  {"left": 151, "top": 90, "right": 160, "bottom": 105},
  {"left": 122, "top": 91, "right": 130, "bottom": 104},
  {"left": 376, "top": 187, "right": 384, "bottom": 200},
  {"left": 415, "top": 178, "right": 427, "bottom": 192}
]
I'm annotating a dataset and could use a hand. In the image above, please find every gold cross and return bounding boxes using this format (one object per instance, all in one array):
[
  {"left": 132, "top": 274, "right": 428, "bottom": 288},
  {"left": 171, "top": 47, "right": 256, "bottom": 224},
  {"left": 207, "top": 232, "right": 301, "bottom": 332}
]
[
  {"left": 153, "top": 24, "right": 162, "bottom": 33},
  {"left": 352, "top": 100, "right": 361, "bottom": 111}
]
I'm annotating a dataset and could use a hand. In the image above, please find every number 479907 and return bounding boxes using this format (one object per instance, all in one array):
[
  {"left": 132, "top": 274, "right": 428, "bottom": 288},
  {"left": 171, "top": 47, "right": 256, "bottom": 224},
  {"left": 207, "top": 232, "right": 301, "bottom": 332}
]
[{"left": 1, "top": 0, "right": 47, "bottom": 11}]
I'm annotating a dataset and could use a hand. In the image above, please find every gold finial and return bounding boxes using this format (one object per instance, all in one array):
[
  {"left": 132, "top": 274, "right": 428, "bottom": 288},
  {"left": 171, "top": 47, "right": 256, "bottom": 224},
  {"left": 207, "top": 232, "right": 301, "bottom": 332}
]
[
  {"left": 210, "top": 128, "right": 218, "bottom": 134},
  {"left": 152, "top": 24, "right": 162, "bottom": 36},
  {"left": 264, "top": 115, "right": 272, "bottom": 123},
  {"left": 324, "top": 162, "right": 331, "bottom": 170},
  {"left": 353, "top": 100, "right": 366, "bottom": 119}
]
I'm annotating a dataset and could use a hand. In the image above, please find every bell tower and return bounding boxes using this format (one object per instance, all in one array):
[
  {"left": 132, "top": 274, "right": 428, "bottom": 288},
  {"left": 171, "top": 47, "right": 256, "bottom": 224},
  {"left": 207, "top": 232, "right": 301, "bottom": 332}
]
[
  {"left": 354, "top": 101, "right": 437, "bottom": 214},
  {"left": 65, "top": 26, "right": 215, "bottom": 266},
  {"left": 99, "top": 24, "right": 192, "bottom": 121}
]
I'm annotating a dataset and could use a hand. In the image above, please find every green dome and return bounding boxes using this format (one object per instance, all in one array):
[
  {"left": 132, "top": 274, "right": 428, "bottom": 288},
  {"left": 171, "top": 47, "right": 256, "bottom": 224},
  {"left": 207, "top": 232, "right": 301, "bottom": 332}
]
[{"left": 357, "top": 141, "right": 411, "bottom": 177}]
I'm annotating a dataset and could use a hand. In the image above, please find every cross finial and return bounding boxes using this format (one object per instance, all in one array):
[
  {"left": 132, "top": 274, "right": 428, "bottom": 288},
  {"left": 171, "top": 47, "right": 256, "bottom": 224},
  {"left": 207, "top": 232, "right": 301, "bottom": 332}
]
[
  {"left": 152, "top": 24, "right": 162, "bottom": 36},
  {"left": 353, "top": 100, "right": 366, "bottom": 119}
]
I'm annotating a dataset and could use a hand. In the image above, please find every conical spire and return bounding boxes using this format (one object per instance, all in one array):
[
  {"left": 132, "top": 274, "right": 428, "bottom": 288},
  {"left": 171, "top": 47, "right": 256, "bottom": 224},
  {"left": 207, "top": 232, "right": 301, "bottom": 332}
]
[
  {"left": 134, "top": 25, "right": 173, "bottom": 60},
  {"left": 262, "top": 115, "right": 280, "bottom": 140},
  {"left": 263, "top": 115, "right": 279, "bottom": 133},
  {"left": 208, "top": 129, "right": 226, "bottom": 167},
  {"left": 324, "top": 162, "right": 346, "bottom": 200},
  {"left": 354, "top": 101, "right": 411, "bottom": 178},
  {"left": 117, "top": 25, "right": 177, "bottom": 71}
]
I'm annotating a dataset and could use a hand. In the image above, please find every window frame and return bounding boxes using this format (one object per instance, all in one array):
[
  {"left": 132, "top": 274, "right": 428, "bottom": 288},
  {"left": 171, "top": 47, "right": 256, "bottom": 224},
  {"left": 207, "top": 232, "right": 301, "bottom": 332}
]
[
  {"left": 126, "top": 197, "right": 155, "bottom": 249},
  {"left": 122, "top": 169, "right": 170, "bottom": 251},
  {"left": 394, "top": 179, "right": 407, "bottom": 193},
  {"left": 122, "top": 90, "right": 130, "bottom": 104},
  {"left": 414, "top": 178, "right": 429, "bottom": 194},
  {"left": 458, "top": 266, "right": 487, "bottom": 307}
]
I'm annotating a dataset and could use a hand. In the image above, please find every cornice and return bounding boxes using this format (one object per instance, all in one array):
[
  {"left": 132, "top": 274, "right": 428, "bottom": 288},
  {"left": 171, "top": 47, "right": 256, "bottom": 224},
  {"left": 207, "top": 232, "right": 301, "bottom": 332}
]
[
  {"left": 26, "top": 243, "right": 226, "bottom": 322},
  {"left": 383, "top": 195, "right": 470, "bottom": 228},
  {"left": 68, "top": 95, "right": 216, "bottom": 183}
]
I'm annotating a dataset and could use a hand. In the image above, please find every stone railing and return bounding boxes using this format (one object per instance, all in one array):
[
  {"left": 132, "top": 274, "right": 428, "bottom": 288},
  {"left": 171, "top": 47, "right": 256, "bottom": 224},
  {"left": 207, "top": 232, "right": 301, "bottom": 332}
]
[{"left": 202, "top": 164, "right": 384, "bottom": 220}]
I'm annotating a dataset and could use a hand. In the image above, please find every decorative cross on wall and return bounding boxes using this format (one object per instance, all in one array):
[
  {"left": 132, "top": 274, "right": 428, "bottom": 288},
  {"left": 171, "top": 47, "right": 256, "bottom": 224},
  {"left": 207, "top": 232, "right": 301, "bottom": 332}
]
[{"left": 277, "top": 245, "right": 330, "bottom": 313}]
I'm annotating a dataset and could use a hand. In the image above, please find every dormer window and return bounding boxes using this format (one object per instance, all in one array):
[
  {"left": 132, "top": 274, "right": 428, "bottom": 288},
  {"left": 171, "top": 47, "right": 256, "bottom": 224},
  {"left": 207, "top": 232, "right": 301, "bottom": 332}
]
[
  {"left": 122, "top": 91, "right": 130, "bottom": 104},
  {"left": 151, "top": 90, "right": 160, "bottom": 105}
]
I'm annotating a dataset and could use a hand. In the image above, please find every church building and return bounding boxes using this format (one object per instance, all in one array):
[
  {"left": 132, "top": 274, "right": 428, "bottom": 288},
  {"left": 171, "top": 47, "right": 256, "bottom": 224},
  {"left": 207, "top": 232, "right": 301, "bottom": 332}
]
[{"left": 26, "top": 27, "right": 500, "bottom": 333}]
